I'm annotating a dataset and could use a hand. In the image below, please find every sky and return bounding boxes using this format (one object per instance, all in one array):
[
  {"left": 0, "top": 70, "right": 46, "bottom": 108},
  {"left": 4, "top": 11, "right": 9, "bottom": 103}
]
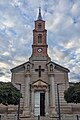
[{"left": 0, "top": 0, "right": 80, "bottom": 82}]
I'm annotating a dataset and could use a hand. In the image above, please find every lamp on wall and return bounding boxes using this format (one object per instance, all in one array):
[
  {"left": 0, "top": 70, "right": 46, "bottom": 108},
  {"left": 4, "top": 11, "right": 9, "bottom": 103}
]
[
  {"left": 16, "top": 83, "right": 21, "bottom": 120},
  {"left": 57, "top": 83, "right": 63, "bottom": 120}
]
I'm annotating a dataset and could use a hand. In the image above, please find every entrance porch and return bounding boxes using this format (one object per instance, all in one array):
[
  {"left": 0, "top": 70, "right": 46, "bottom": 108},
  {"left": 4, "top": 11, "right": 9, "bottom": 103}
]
[{"left": 31, "top": 79, "right": 49, "bottom": 116}]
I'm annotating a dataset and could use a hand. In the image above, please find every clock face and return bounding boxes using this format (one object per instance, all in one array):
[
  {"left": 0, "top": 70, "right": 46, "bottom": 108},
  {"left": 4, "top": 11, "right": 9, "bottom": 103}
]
[{"left": 38, "top": 48, "right": 42, "bottom": 53}]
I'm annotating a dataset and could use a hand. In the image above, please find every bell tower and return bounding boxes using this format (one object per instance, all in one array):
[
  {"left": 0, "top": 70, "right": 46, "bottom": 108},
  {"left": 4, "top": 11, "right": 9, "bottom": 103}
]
[{"left": 30, "top": 7, "right": 50, "bottom": 61}]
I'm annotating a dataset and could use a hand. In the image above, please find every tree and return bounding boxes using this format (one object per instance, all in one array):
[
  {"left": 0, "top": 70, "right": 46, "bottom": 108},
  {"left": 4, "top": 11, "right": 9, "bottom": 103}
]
[
  {"left": 64, "top": 82, "right": 80, "bottom": 104},
  {"left": 0, "top": 82, "right": 22, "bottom": 106}
]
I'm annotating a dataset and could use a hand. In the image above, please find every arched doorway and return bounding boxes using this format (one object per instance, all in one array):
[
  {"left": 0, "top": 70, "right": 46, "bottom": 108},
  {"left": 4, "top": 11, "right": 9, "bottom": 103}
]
[
  {"left": 31, "top": 79, "right": 49, "bottom": 116},
  {"left": 34, "top": 91, "right": 45, "bottom": 116}
]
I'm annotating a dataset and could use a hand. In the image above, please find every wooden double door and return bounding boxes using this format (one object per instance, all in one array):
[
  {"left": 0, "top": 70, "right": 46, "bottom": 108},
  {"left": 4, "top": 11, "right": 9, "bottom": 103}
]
[{"left": 34, "top": 91, "right": 45, "bottom": 116}]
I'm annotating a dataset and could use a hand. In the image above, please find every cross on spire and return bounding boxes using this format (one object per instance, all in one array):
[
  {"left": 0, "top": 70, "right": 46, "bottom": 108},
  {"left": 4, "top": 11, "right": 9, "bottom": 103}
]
[
  {"left": 38, "top": 7, "right": 42, "bottom": 20},
  {"left": 35, "top": 66, "right": 45, "bottom": 77}
]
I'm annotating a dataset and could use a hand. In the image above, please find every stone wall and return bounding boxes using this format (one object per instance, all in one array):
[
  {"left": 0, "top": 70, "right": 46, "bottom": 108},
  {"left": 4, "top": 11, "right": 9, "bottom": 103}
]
[
  {"left": 1, "top": 114, "right": 17, "bottom": 120},
  {"left": 1, "top": 114, "right": 80, "bottom": 120}
]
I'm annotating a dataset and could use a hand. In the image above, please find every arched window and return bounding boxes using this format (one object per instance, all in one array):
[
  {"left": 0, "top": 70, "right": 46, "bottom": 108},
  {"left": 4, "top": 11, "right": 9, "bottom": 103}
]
[
  {"left": 38, "top": 34, "right": 42, "bottom": 43},
  {"left": 38, "top": 23, "right": 42, "bottom": 30},
  {"left": 50, "top": 64, "right": 53, "bottom": 71},
  {"left": 27, "top": 64, "right": 30, "bottom": 72}
]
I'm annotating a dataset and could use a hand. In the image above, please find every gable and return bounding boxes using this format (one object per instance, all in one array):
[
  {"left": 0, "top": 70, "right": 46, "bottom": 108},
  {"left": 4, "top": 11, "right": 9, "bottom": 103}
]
[
  {"left": 47, "top": 61, "right": 70, "bottom": 73},
  {"left": 11, "top": 61, "right": 33, "bottom": 73},
  {"left": 32, "top": 79, "right": 48, "bottom": 88}
]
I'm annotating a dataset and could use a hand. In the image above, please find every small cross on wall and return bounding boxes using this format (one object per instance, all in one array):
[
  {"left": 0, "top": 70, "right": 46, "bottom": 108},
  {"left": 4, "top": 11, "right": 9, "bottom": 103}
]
[{"left": 35, "top": 66, "right": 45, "bottom": 77}]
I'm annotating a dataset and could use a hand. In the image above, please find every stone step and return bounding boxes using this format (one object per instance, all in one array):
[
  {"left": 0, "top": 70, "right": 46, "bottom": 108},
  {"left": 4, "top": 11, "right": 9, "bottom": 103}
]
[{"left": 21, "top": 116, "right": 57, "bottom": 120}]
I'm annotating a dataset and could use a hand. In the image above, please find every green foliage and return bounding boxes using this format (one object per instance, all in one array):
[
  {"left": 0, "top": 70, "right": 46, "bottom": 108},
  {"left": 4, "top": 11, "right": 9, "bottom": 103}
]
[
  {"left": 0, "top": 82, "right": 21, "bottom": 106},
  {"left": 64, "top": 82, "right": 80, "bottom": 103}
]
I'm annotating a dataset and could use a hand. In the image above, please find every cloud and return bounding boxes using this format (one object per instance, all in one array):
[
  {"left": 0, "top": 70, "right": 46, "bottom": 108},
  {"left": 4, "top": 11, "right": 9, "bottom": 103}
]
[
  {"left": 0, "top": 72, "right": 5, "bottom": 77},
  {"left": 0, "top": 0, "right": 80, "bottom": 82},
  {"left": 0, "top": 62, "right": 9, "bottom": 68}
]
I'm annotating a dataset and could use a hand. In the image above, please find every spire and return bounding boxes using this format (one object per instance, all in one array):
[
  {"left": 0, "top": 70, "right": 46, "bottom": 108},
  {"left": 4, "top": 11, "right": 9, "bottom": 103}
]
[{"left": 38, "top": 7, "right": 42, "bottom": 20}]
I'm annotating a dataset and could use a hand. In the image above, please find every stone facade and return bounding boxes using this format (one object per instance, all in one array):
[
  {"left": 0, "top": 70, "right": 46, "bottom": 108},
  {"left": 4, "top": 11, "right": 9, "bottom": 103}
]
[{"left": 0, "top": 8, "right": 80, "bottom": 120}]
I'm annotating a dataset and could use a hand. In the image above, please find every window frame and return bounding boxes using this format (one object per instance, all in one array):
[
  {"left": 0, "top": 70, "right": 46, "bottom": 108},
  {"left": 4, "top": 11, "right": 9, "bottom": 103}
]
[
  {"left": 38, "top": 23, "right": 42, "bottom": 30},
  {"left": 38, "top": 34, "right": 42, "bottom": 43}
]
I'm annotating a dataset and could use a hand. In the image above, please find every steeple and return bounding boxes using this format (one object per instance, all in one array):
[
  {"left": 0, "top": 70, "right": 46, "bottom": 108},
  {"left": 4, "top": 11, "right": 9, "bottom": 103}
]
[
  {"left": 29, "top": 7, "right": 51, "bottom": 62},
  {"left": 31, "top": 8, "right": 48, "bottom": 59},
  {"left": 38, "top": 7, "right": 42, "bottom": 20}
]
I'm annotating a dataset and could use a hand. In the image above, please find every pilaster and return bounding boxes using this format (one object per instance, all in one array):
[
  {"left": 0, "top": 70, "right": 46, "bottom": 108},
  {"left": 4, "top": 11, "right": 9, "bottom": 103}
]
[
  {"left": 45, "top": 88, "right": 49, "bottom": 116},
  {"left": 49, "top": 74, "right": 57, "bottom": 116},
  {"left": 31, "top": 89, "right": 34, "bottom": 116},
  {"left": 23, "top": 73, "right": 30, "bottom": 117}
]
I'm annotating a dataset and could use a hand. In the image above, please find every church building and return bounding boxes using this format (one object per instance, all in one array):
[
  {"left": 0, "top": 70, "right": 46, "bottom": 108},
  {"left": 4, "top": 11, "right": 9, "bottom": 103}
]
[{"left": 8, "top": 8, "right": 80, "bottom": 120}]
